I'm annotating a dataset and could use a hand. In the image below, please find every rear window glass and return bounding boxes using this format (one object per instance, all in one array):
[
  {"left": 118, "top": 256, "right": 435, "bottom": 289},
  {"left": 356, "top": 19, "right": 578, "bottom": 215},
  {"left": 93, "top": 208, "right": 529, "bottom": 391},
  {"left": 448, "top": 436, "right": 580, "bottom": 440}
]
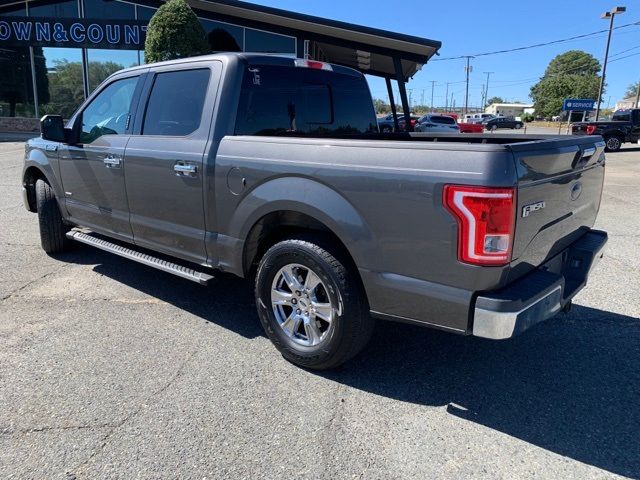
[
  {"left": 430, "top": 116, "right": 456, "bottom": 125},
  {"left": 143, "top": 69, "right": 210, "bottom": 136},
  {"left": 235, "top": 65, "right": 376, "bottom": 136},
  {"left": 612, "top": 112, "right": 631, "bottom": 122}
]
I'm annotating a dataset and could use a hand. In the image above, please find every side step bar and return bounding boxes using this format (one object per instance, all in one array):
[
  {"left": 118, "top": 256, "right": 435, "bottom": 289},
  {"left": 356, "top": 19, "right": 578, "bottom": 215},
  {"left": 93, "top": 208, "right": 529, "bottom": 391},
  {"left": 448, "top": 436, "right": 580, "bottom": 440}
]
[{"left": 66, "top": 231, "right": 214, "bottom": 285}]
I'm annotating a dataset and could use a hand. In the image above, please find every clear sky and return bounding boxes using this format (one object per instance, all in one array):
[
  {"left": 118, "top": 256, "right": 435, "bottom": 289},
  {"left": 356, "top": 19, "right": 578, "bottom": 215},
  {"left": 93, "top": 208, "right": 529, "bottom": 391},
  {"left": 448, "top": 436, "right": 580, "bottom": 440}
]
[{"left": 251, "top": 0, "right": 640, "bottom": 109}]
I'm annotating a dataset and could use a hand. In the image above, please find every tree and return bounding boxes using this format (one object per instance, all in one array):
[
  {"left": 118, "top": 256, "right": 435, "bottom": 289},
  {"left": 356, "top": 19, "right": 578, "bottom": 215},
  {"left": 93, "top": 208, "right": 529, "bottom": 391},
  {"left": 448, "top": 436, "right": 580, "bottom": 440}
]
[
  {"left": 530, "top": 50, "right": 602, "bottom": 119},
  {"left": 145, "top": 0, "right": 209, "bottom": 63},
  {"left": 625, "top": 81, "right": 639, "bottom": 99},
  {"left": 373, "top": 98, "right": 390, "bottom": 114},
  {"left": 0, "top": 47, "right": 49, "bottom": 117},
  {"left": 486, "top": 96, "right": 504, "bottom": 106},
  {"left": 40, "top": 60, "right": 123, "bottom": 118}
]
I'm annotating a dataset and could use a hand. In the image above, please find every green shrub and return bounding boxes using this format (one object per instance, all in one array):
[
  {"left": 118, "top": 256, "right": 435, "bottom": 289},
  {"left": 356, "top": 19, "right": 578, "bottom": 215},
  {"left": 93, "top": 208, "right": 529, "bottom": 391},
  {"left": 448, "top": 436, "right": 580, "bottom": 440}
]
[{"left": 144, "top": 0, "right": 209, "bottom": 63}]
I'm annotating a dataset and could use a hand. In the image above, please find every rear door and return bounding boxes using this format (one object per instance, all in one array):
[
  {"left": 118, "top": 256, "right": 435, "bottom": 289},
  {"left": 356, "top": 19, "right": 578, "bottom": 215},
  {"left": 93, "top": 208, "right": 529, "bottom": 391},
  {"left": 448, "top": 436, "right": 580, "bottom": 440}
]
[
  {"left": 124, "top": 62, "right": 222, "bottom": 265},
  {"left": 58, "top": 73, "right": 144, "bottom": 239},
  {"left": 508, "top": 137, "right": 606, "bottom": 280}
]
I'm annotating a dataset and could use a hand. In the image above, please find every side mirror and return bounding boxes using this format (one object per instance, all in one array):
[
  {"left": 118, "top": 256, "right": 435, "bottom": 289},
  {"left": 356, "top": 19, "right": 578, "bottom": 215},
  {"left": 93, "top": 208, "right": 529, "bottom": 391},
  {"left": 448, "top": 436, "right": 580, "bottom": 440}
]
[{"left": 40, "top": 115, "right": 66, "bottom": 143}]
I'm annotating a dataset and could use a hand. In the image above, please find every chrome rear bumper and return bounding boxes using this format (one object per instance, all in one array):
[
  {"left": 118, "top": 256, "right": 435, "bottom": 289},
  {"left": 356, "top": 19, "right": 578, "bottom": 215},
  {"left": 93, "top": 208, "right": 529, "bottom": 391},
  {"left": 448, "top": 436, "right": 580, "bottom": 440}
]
[{"left": 473, "top": 229, "right": 607, "bottom": 340}]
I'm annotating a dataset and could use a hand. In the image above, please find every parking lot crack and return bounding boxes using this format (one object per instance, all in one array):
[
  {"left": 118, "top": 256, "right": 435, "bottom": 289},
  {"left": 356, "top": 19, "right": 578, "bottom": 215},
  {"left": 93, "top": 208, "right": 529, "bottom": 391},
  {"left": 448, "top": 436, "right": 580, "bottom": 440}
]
[
  {"left": 68, "top": 343, "right": 202, "bottom": 477},
  {"left": 1, "top": 423, "right": 118, "bottom": 437},
  {"left": 0, "top": 265, "right": 72, "bottom": 302}
]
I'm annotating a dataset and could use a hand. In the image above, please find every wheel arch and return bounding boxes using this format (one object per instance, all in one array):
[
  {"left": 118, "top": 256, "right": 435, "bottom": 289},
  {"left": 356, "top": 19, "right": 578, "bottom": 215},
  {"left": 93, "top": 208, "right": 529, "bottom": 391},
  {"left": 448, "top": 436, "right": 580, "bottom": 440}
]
[
  {"left": 223, "top": 176, "right": 376, "bottom": 279},
  {"left": 23, "top": 166, "right": 48, "bottom": 212}
]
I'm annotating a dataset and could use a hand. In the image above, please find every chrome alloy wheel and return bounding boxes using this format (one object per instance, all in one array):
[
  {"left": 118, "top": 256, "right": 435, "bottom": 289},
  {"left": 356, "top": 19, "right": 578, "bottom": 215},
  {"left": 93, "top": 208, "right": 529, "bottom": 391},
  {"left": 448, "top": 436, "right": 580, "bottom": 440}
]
[
  {"left": 606, "top": 137, "right": 621, "bottom": 151},
  {"left": 271, "top": 263, "right": 335, "bottom": 347}
]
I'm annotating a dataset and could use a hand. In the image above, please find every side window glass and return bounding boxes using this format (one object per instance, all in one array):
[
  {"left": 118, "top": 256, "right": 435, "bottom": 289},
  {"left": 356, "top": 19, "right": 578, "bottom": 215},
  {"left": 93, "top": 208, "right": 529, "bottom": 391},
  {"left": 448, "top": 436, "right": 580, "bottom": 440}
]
[
  {"left": 142, "top": 69, "right": 211, "bottom": 136},
  {"left": 80, "top": 77, "right": 138, "bottom": 144}
]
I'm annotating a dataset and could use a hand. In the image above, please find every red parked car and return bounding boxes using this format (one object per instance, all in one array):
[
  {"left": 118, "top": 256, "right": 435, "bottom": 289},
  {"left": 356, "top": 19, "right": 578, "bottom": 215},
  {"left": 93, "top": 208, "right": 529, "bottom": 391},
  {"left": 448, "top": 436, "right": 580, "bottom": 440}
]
[{"left": 441, "top": 113, "right": 484, "bottom": 133}]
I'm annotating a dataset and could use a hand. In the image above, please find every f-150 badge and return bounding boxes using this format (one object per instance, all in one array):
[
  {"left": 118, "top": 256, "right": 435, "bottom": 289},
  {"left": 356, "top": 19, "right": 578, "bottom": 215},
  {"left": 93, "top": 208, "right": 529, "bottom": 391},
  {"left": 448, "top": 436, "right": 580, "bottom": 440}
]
[{"left": 522, "top": 201, "right": 546, "bottom": 218}]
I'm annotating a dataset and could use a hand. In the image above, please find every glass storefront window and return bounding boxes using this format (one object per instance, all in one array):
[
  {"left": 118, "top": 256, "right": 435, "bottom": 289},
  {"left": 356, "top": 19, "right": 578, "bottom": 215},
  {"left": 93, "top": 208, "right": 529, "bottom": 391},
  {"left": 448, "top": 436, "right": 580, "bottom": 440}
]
[
  {"left": 136, "top": 5, "right": 156, "bottom": 21},
  {"left": 201, "top": 19, "right": 243, "bottom": 52},
  {"left": 0, "top": 46, "right": 35, "bottom": 117},
  {"left": 84, "top": 0, "right": 135, "bottom": 19},
  {"left": 0, "top": 2, "right": 27, "bottom": 16},
  {"left": 245, "top": 29, "right": 296, "bottom": 54},
  {"left": 87, "top": 49, "right": 139, "bottom": 92},
  {"left": 28, "top": 0, "right": 79, "bottom": 17},
  {"left": 37, "top": 47, "right": 84, "bottom": 118}
]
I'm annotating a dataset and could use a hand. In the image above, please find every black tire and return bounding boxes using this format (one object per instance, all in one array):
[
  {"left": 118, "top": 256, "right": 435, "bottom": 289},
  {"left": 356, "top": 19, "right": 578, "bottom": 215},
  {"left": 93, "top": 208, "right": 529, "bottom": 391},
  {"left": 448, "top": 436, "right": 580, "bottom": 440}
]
[
  {"left": 255, "top": 236, "right": 373, "bottom": 370},
  {"left": 35, "top": 179, "right": 71, "bottom": 254},
  {"left": 604, "top": 135, "right": 622, "bottom": 153},
  {"left": 515, "top": 123, "right": 523, "bottom": 129},
  {"left": 381, "top": 126, "right": 392, "bottom": 133}
]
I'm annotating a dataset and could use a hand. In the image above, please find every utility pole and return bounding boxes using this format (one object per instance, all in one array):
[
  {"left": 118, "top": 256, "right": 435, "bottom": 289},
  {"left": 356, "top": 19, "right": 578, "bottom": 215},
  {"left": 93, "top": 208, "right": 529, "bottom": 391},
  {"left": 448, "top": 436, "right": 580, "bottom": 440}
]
[
  {"left": 444, "top": 82, "right": 450, "bottom": 111},
  {"left": 483, "top": 72, "right": 493, "bottom": 110},
  {"left": 420, "top": 89, "right": 425, "bottom": 106},
  {"left": 464, "top": 56, "right": 473, "bottom": 115},
  {"left": 596, "top": 6, "right": 626, "bottom": 120},
  {"left": 407, "top": 88, "right": 414, "bottom": 109},
  {"left": 429, "top": 80, "right": 436, "bottom": 111},
  {"left": 635, "top": 81, "right": 640, "bottom": 108},
  {"left": 480, "top": 84, "right": 485, "bottom": 112}
]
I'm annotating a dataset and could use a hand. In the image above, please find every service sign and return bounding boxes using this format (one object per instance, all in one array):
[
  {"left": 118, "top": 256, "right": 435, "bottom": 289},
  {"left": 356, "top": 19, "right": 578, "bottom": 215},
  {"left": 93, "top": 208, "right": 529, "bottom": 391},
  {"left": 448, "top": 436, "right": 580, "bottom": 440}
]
[
  {"left": 562, "top": 99, "right": 596, "bottom": 111},
  {"left": 0, "top": 16, "right": 148, "bottom": 50}
]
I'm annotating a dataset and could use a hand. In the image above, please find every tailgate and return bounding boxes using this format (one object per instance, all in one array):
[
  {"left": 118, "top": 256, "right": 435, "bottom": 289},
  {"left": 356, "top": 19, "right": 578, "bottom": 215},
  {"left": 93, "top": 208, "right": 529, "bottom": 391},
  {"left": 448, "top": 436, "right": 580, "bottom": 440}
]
[{"left": 508, "top": 136, "right": 606, "bottom": 280}]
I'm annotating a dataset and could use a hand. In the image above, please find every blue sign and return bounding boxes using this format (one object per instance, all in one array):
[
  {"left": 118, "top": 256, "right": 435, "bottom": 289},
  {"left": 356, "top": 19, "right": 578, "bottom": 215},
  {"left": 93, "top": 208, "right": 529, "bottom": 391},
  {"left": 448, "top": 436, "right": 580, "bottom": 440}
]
[
  {"left": 0, "top": 16, "right": 148, "bottom": 50},
  {"left": 563, "top": 99, "right": 596, "bottom": 111}
]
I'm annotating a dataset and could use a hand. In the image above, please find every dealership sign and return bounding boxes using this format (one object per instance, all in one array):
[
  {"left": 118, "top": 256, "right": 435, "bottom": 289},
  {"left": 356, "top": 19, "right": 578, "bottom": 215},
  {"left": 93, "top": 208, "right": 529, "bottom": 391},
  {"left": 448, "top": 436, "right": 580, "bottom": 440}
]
[
  {"left": 562, "top": 99, "right": 596, "bottom": 111},
  {"left": 0, "top": 16, "right": 148, "bottom": 50}
]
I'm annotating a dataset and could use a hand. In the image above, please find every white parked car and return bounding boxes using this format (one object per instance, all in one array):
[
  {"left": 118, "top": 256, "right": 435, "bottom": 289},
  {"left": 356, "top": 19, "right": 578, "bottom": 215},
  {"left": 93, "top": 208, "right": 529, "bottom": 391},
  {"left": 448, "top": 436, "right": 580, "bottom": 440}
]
[{"left": 414, "top": 114, "right": 460, "bottom": 133}]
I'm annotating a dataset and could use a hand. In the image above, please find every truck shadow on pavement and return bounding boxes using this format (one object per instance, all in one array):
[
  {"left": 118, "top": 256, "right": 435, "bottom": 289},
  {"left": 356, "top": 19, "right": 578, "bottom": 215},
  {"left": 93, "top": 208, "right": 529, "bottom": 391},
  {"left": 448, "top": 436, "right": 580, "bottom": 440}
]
[
  {"left": 61, "top": 246, "right": 638, "bottom": 478},
  {"left": 331, "top": 305, "right": 640, "bottom": 479},
  {"left": 61, "top": 245, "right": 264, "bottom": 340}
]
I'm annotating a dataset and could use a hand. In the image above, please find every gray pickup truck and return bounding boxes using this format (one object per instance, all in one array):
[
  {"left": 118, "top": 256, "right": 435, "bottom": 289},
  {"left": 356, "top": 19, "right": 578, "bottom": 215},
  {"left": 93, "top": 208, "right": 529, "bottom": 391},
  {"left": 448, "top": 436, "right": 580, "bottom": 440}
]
[{"left": 22, "top": 53, "right": 607, "bottom": 369}]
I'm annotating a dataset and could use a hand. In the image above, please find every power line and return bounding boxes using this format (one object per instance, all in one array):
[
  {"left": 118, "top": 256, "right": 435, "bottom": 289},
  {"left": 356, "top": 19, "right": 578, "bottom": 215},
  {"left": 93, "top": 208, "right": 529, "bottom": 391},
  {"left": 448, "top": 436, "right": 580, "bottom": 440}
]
[{"left": 432, "top": 19, "right": 640, "bottom": 61}]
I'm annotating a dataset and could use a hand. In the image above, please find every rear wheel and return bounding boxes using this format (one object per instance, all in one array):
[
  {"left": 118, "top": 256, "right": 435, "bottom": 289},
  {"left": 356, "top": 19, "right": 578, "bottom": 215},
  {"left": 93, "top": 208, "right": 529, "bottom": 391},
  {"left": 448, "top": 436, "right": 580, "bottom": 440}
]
[
  {"left": 381, "top": 126, "right": 392, "bottom": 133},
  {"left": 604, "top": 135, "right": 622, "bottom": 152},
  {"left": 491, "top": 125, "right": 498, "bottom": 132},
  {"left": 515, "top": 123, "right": 523, "bottom": 129},
  {"left": 255, "top": 236, "right": 373, "bottom": 370},
  {"left": 35, "top": 179, "right": 71, "bottom": 254}
]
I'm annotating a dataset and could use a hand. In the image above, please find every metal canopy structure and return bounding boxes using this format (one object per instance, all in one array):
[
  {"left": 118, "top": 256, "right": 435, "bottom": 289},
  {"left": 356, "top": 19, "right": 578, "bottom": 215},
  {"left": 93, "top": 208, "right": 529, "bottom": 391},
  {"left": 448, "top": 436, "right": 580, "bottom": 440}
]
[{"left": 187, "top": 0, "right": 442, "bottom": 130}]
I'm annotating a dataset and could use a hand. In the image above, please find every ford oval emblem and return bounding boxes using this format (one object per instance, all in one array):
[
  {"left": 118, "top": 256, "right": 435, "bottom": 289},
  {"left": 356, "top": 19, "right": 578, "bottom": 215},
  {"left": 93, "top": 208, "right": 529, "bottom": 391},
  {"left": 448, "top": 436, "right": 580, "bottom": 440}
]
[{"left": 571, "top": 182, "right": 583, "bottom": 201}]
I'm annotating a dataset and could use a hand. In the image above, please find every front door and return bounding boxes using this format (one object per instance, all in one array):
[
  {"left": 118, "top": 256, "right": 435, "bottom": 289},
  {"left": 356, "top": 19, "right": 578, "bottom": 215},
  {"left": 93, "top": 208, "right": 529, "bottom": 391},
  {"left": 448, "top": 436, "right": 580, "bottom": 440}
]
[
  {"left": 124, "top": 64, "right": 221, "bottom": 265},
  {"left": 58, "top": 74, "right": 142, "bottom": 240}
]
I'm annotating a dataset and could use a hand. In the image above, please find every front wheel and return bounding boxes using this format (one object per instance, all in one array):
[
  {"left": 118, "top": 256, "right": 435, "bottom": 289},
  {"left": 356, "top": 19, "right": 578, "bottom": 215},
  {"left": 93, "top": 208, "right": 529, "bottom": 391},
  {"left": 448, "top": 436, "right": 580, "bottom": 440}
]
[
  {"left": 35, "top": 179, "right": 71, "bottom": 254},
  {"left": 515, "top": 123, "right": 523, "bottom": 129},
  {"left": 255, "top": 237, "right": 373, "bottom": 370},
  {"left": 604, "top": 136, "right": 622, "bottom": 152}
]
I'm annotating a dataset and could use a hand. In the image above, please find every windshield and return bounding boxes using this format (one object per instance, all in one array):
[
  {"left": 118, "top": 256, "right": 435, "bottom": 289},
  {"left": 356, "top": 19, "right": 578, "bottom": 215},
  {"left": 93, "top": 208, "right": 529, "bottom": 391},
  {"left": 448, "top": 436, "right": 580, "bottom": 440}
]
[{"left": 612, "top": 112, "right": 631, "bottom": 122}]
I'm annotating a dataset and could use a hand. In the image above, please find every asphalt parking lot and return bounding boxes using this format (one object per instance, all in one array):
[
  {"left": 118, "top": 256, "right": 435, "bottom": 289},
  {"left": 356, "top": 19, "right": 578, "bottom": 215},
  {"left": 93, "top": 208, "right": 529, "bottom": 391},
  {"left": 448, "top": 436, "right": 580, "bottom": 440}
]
[{"left": 1, "top": 140, "right": 639, "bottom": 479}]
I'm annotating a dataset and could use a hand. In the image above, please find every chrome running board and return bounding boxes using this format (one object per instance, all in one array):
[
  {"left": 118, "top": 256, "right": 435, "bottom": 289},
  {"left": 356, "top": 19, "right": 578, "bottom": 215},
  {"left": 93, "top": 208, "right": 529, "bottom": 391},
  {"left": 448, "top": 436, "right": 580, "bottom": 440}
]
[{"left": 66, "top": 230, "right": 214, "bottom": 285}]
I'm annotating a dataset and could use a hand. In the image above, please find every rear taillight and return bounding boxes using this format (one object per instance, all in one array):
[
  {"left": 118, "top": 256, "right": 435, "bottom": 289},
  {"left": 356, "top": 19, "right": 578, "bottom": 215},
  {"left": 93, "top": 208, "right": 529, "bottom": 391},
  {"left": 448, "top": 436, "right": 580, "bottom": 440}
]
[
  {"left": 586, "top": 125, "right": 597, "bottom": 135},
  {"left": 443, "top": 185, "right": 516, "bottom": 266}
]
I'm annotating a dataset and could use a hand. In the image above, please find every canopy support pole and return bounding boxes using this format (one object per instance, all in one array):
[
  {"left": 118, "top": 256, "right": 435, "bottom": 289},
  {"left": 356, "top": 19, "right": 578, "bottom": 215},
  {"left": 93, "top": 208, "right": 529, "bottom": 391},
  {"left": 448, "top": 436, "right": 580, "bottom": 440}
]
[
  {"left": 385, "top": 77, "right": 399, "bottom": 132},
  {"left": 394, "top": 57, "right": 411, "bottom": 132}
]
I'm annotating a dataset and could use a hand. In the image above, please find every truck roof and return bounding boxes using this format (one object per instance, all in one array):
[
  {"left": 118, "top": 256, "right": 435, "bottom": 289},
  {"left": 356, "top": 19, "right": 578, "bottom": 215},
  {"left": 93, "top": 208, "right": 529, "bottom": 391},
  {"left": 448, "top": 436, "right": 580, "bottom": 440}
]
[{"left": 108, "top": 52, "right": 364, "bottom": 79}]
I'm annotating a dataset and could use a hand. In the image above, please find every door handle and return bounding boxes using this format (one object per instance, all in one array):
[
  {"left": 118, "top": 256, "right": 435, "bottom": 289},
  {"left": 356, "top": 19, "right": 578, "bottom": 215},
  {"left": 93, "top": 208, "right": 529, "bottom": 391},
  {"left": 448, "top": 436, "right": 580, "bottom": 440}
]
[
  {"left": 103, "top": 155, "right": 122, "bottom": 168},
  {"left": 174, "top": 163, "right": 198, "bottom": 176}
]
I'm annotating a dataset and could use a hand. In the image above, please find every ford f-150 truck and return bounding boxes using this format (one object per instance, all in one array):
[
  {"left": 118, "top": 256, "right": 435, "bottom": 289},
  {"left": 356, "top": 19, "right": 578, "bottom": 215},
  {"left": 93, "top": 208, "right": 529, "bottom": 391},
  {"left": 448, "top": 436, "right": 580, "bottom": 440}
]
[
  {"left": 22, "top": 54, "right": 607, "bottom": 369},
  {"left": 572, "top": 108, "right": 640, "bottom": 152}
]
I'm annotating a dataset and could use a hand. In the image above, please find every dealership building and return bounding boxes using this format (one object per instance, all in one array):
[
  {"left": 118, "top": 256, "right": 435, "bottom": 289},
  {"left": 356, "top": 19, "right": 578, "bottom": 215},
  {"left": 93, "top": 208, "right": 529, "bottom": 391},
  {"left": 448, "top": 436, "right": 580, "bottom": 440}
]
[{"left": 0, "top": 0, "right": 440, "bottom": 132}]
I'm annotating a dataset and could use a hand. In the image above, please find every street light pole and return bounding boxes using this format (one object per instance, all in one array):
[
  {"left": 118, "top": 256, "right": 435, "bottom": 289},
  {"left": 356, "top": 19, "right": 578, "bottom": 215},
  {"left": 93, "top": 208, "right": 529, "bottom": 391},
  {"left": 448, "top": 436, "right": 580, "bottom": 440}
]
[
  {"left": 445, "top": 82, "right": 450, "bottom": 112},
  {"left": 464, "top": 56, "right": 473, "bottom": 115},
  {"left": 596, "top": 6, "right": 626, "bottom": 120}
]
